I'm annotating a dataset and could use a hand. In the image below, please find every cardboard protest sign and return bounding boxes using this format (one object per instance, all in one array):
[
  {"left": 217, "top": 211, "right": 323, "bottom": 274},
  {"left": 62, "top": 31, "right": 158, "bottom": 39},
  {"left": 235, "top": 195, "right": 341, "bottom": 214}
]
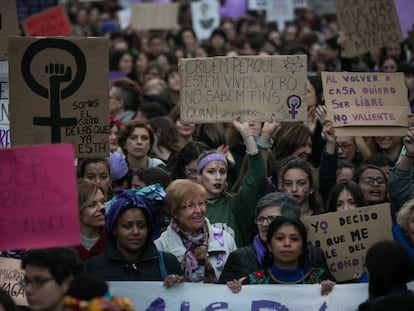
[
  {"left": 0, "top": 144, "right": 80, "bottom": 250},
  {"left": 117, "top": 8, "right": 131, "bottom": 31},
  {"left": 180, "top": 55, "right": 307, "bottom": 123},
  {"left": 191, "top": 1, "right": 220, "bottom": 41},
  {"left": 0, "top": 257, "right": 27, "bottom": 306},
  {"left": 266, "top": 0, "right": 294, "bottom": 32},
  {"left": 9, "top": 36, "right": 109, "bottom": 157},
  {"left": 0, "top": 61, "right": 10, "bottom": 148},
  {"left": 335, "top": 0, "right": 403, "bottom": 58},
  {"left": 293, "top": 0, "right": 309, "bottom": 8},
  {"left": 310, "top": 0, "right": 335, "bottom": 15},
  {"left": 302, "top": 204, "right": 393, "bottom": 282},
  {"left": 0, "top": 1, "right": 19, "bottom": 60},
  {"left": 130, "top": 3, "right": 178, "bottom": 30},
  {"left": 248, "top": 0, "right": 267, "bottom": 11},
  {"left": 22, "top": 5, "right": 71, "bottom": 37},
  {"left": 322, "top": 71, "right": 411, "bottom": 136}
]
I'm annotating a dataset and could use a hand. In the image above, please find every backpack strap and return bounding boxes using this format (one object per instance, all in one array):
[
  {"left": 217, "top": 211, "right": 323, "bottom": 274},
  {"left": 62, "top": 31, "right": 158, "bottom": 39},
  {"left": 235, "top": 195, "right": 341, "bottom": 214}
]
[{"left": 158, "top": 251, "right": 167, "bottom": 280}]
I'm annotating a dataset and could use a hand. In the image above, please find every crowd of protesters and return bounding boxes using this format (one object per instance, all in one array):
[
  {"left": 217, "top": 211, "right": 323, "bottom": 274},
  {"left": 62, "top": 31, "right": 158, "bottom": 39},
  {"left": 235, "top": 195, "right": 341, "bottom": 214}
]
[{"left": 2, "top": 0, "right": 414, "bottom": 310}]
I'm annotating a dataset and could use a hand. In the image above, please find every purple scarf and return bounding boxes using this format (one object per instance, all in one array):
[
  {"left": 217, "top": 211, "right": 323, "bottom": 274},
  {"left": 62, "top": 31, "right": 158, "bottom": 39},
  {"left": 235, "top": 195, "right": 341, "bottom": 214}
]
[
  {"left": 170, "top": 219, "right": 217, "bottom": 283},
  {"left": 253, "top": 234, "right": 266, "bottom": 266}
]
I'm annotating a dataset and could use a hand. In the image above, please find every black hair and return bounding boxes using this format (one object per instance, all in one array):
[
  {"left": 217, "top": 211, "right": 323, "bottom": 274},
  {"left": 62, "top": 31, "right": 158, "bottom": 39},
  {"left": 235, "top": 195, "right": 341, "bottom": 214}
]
[
  {"left": 365, "top": 240, "right": 414, "bottom": 299},
  {"left": 264, "top": 216, "right": 309, "bottom": 269},
  {"left": 22, "top": 248, "right": 83, "bottom": 285},
  {"left": 326, "top": 181, "right": 367, "bottom": 213},
  {"left": 66, "top": 273, "right": 108, "bottom": 300},
  {"left": 354, "top": 164, "right": 387, "bottom": 184},
  {"left": 77, "top": 157, "right": 110, "bottom": 179}
]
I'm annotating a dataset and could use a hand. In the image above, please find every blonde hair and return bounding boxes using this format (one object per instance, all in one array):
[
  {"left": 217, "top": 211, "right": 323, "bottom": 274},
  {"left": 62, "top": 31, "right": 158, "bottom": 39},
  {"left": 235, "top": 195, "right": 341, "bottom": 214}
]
[
  {"left": 77, "top": 179, "right": 105, "bottom": 214},
  {"left": 396, "top": 197, "right": 414, "bottom": 232},
  {"left": 166, "top": 179, "right": 206, "bottom": 217}
]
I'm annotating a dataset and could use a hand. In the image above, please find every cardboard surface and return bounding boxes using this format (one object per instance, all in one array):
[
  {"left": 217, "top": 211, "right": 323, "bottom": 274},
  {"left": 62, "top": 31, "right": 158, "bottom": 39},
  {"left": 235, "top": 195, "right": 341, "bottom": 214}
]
[
  {"left": 0, "top": 61, "right": 9, "bottom": 148},
  {"left": 0, "top": 1, "right": 19, "bottom": 60},
  {"left": 130, "top": 3, "right": 178, "bottom": 30},
  {"left": 266, "top": 0, "right": 294, "bottom": 31},
  {"left": 9, "top": 36, "right": 109, "bottom": 157},
  {"left": 335, "top": 0, "right": 403, "bottom": 57},
  {"left": 191, "top": 0, "right": 220, "bottom": 41},
  {"left": 180, "top": 55, "right": 307, "bottom": 123},
  {"left": 0, "top": 257, "right": 27, "bottom": 306},
  {"left": 302, "top": 203, "right": 393, "bottom": 282},
  {"left": 22, "top": 5, "right": 72, "bottom": 37},
  {"left": 0, "top": 144, "right": 80, "bottom": 250},
  {"left": 322, "top": 71, "right": 411, "bottom": 136}
]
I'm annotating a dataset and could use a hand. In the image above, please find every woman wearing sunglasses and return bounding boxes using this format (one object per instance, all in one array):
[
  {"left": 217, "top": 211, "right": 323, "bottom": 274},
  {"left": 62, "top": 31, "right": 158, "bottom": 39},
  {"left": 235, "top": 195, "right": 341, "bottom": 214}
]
[{"left": 354, "top": 164, "right": 388, "bottom": 206}]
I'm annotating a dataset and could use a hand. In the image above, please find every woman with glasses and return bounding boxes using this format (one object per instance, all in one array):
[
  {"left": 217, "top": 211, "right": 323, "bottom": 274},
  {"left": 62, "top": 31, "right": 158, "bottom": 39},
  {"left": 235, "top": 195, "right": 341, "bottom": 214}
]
[
  {"left": 219, "top": 192, "right": 329, "bottom": 283},
  {"left": 20, "top": 247, "right": 83, "bottom": 311},
  {"left": 155, "top": 179, "right": 236, "bottom": 283},
  {"left": 226, "top": 217, "right": 335, "bottom": 295},
  {"left": 354, "top": 164, "right": 387, "bottom": 206}
]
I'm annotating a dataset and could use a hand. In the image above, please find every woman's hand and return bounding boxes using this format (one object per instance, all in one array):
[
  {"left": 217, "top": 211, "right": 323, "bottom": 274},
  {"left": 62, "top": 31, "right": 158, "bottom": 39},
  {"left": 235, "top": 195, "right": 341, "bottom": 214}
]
[
  {"left": 232, "top": 116, "right": 252, "bottom": 139},
  {"left": 315, "top": 105, "right": 327, "bottom": 124},
  {"left": 163, "top": 274, "right": 184, "bottom": 289},
  {"left": 403, "top": 126, "right": 414, "bottom": 156},
  {"left": 217, "top": 145, "right": 235, "bottom": 167},
  {"left": 320, "top": 280, "right": 336, "bottom": 296},
  {"left": 233, "top": 116, "right": 259, "bottom": 155},
  {"left": 226, "top": 278, "right": 243, "bottom": 293},
  {"left": 261, "top": 114, "right": 279, "bottom": 139}
]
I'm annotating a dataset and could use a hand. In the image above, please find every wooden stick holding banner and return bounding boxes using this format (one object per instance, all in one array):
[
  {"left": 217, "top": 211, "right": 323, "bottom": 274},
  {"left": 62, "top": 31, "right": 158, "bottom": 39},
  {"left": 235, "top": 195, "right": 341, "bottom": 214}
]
[
  {"left": 302, "top": 204, "right": 393, "bottom": 282},
  {"left": 322, "top": 71, "right": 411, "bottom": 136},
  {"left": 180, "top": 55, "right": 307, "bottom": 123}
]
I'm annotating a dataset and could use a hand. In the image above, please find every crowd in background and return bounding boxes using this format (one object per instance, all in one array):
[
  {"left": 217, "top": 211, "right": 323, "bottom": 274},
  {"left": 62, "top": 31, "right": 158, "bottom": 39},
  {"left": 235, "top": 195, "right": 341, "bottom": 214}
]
[{"left": 2, "top": 0, "right": 414, "bottom": 311}]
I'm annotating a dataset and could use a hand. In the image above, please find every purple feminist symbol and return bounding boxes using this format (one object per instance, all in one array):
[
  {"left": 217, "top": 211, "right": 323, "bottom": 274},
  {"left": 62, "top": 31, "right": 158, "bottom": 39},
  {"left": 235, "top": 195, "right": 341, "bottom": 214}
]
[{"left": 286, "top": 95, "right": 302, "bottom": 119}]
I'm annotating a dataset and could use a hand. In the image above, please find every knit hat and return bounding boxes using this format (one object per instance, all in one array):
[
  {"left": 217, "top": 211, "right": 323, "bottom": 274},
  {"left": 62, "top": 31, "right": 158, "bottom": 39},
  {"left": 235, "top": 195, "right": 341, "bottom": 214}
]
[
  {"left": 106, "top": 153, "right": 128, "bottom": 182},
  {"left": 105, "top": 184, "right": 166, "bottom": 241}
]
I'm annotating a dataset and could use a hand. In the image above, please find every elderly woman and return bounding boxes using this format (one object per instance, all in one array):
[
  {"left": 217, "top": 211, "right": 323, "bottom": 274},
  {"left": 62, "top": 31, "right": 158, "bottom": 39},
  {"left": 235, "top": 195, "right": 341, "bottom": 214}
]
[
  {"left": 76, "top": 179, "right": 106, "bottom": 261},
  {"left": 392, "top": 198, "right": 414, "bottom": 262},
  {"left": 85, "top": 185, "right": 182, "bottom": 284},
  {"left": 155, "top": 179, "right": 237, "bottom": 283}
]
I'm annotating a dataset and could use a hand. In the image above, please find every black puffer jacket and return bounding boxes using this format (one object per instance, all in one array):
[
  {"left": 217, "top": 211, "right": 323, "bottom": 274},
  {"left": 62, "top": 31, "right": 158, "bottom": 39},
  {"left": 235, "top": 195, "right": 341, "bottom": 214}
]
[{"left": 85, "top": 241, "right": 182, "bottom": 281}]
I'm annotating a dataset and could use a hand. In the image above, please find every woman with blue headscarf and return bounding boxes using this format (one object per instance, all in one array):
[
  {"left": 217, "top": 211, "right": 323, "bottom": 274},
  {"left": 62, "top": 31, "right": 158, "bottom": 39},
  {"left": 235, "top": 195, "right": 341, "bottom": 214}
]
[{"left": 85, "top": 184, "right": 183, "bottom": 286}]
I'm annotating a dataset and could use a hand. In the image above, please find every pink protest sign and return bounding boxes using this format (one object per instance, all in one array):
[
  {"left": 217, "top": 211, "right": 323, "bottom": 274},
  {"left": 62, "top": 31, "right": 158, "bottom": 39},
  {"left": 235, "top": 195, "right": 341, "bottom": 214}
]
[{"left": 0, "top": 144, "right": 80, "bottom": 251}]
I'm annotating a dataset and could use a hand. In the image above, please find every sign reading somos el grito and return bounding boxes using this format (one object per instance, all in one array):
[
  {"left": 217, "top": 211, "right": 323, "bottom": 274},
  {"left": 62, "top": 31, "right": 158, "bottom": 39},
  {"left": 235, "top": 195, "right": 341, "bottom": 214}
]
[
  {"left": 302, "top": 203, "right": 393, "bottom": 282},
  {"left": 179, "top": 55, "right": 307, "bottom": 123},
  {"left": 8, "top": 36, "right": 109, "bottom": 157}
]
